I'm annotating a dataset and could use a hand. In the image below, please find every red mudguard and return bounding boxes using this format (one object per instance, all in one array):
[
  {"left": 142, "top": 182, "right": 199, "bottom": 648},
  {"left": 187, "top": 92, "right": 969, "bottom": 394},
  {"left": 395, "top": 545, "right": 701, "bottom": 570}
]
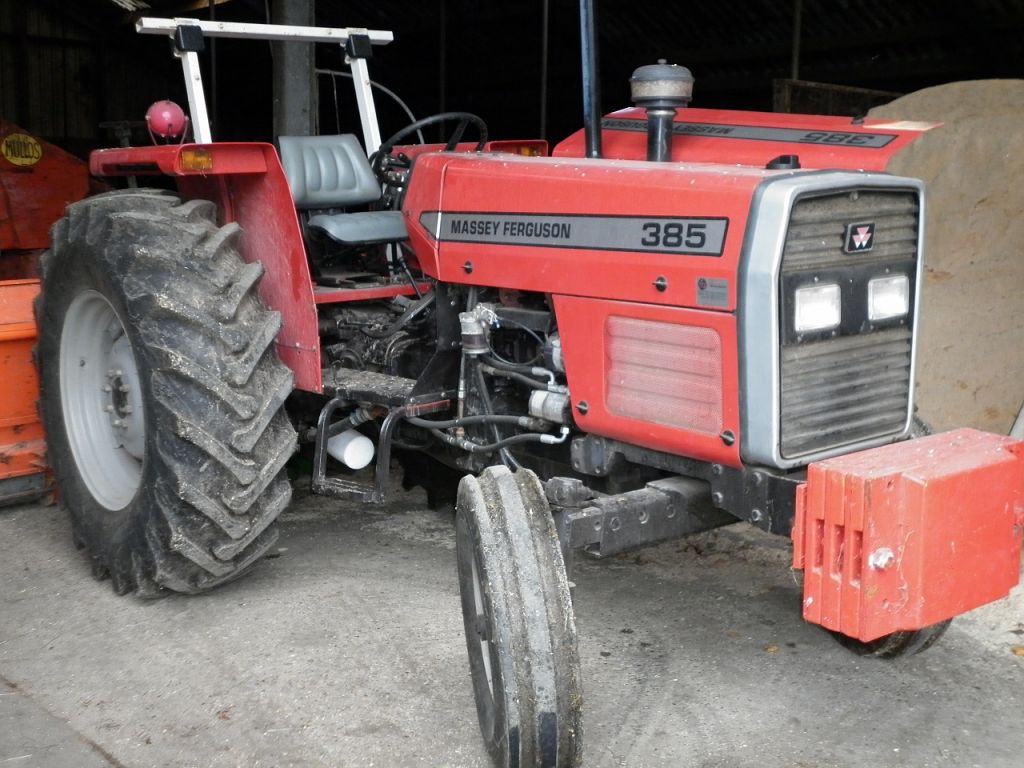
[{"left": 792, "top": 429, "right": 1024, "bottom": 642}]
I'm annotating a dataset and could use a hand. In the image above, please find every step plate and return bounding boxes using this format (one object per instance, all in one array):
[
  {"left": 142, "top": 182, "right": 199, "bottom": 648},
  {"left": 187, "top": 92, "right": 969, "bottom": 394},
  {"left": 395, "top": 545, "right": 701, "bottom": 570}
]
[{"left": 323, "top": 368, "right": 417, "bottom": 407}]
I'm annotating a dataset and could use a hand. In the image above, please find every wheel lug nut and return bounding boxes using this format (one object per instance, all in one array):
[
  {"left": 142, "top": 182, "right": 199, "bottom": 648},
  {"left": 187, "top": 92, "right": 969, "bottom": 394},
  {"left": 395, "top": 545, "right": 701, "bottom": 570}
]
[
  {"left": 123, "top": 406, "right": 133, "bottom": 414},
  {"left": 115, "top": 369, "right": 123, "bottom": 377},
  {"left": 102, "top": 385, "right": 112, "bottom": 392},
  {"left": 107, "top": 369, "right": 116, "bottom": 378},
  {"left": 104, "top": 404, "right": 114, "bottom": 412},
  {"left": 119, "top": 385, "right": 130, "bottom": 393}
]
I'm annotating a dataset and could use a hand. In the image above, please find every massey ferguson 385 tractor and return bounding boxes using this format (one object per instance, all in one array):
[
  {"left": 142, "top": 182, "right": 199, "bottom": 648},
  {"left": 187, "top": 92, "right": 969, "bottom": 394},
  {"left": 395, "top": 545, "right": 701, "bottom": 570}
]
[{"left": 34, "top": 10, "right": 1024, "bottom": 767}]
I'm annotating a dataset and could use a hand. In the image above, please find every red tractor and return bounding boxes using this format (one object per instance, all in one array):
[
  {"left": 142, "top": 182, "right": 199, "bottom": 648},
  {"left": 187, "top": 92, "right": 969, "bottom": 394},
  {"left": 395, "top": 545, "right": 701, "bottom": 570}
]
[{"left": 34, "top": 12, "right": 1024, "bottom": 768}]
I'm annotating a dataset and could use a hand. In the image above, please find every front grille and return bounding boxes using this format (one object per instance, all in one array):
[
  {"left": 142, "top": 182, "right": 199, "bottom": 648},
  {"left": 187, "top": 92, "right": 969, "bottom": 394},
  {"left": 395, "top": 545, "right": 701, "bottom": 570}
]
[
  {"left": 779, "top": 190, "right": 919, "bottom": 458},
  {"left": 780, "top": 328, "right": 912, "bottom": 457},
  {"left": 783, "top": 190, "right": 919, "bottom": 270}
]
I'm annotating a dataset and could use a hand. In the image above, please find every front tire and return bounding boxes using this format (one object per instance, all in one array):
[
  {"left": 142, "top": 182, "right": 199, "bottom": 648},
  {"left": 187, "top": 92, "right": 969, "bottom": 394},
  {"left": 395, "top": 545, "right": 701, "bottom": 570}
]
[
  {"left": 826, "top": 415, "right": 949, "bottom": 658},
  {"left": 456, "top": 466, "right": 582, "bottom": 767},
  {"left": 832, "top": 620, "right": 952, "bottom": 658},
  {"left": 36, "top": 189, "right": 297, "bottom": 596}
]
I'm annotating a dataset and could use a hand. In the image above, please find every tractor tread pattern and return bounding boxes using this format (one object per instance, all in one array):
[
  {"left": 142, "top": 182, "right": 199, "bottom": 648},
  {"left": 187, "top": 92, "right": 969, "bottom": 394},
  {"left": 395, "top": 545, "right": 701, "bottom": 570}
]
[{"left": 37, "top": 189, "right": 297, "bottom": 597}]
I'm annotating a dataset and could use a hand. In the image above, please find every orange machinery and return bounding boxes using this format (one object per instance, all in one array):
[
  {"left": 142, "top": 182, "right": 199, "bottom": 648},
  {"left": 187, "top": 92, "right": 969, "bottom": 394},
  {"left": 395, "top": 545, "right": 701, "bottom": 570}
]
[{"left": 0, "top": 120, "right": 92, "bottom": 504}]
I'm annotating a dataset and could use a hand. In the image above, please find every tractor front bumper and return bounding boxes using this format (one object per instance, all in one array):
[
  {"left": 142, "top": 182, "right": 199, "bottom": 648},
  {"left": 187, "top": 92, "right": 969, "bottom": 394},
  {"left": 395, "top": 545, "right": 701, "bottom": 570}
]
[{"left": 792, "top": 428, "right": 1024, "bottom": 642}]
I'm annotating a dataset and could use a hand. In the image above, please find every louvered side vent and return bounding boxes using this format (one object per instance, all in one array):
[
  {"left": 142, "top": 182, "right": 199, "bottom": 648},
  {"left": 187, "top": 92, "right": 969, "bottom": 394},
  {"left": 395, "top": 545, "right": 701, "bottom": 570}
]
[
  {"left": 606, "top": 317, "right": 722, "bottom": 434},
  {"left": 779, "top": 190, "right": 919, "bottom": 459}
]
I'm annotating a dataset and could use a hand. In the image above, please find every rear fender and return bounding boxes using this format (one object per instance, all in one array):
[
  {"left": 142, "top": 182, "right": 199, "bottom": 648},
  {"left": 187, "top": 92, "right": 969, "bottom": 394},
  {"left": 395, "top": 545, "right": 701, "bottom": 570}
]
[{"left": 90, "top": 143, "right": 321, "bottom": 392}]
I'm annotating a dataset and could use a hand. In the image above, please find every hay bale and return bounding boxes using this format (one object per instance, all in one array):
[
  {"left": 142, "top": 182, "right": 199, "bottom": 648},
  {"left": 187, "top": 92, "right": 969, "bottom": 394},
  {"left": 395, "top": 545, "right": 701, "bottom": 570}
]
[{"left": 868, "top": 80, "right": 1024, "bottom": 433}]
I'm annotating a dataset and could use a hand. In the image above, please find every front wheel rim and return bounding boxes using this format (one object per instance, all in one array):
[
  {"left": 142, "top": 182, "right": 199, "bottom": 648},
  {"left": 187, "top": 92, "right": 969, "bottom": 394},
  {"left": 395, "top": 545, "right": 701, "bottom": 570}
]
[
  {"left": 470, "top": 552, "right": 497, "bottom": 700},
  {"left": 59, "top": 290, "right": 146, "bottom": 511}
]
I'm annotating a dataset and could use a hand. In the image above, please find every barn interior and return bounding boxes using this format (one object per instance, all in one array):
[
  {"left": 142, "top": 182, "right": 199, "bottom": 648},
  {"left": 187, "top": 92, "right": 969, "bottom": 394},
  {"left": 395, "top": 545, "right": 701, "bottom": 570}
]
[{"left": 2, "top": 2, "right": 1023, "bottom": 767}]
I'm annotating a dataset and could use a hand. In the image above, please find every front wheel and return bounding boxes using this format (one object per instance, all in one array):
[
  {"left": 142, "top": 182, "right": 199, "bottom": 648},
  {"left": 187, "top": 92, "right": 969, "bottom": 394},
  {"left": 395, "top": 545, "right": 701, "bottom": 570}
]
[
  {"left": 827, "top": 415, "right": 950, "bottom": 658},
  {"left": 36, "top": 189, "right": 297, "bottom": 596},
  {"left": 831, "top": 620, "right": 952, "bottom": 658},
  {"left": 455, "top": 466, "right": 582, "bottom": 768}
]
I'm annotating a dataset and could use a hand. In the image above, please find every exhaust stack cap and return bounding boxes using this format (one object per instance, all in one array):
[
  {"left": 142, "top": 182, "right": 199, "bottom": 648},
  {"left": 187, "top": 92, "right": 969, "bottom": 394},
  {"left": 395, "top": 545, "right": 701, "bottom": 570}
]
[{"left": 630, "top": 60, "right": 694, "bottom": 109}]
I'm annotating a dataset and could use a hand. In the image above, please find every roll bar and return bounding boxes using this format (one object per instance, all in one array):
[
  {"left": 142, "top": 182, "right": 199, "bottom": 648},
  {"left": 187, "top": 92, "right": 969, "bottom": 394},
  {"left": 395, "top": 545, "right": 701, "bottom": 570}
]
[{"left": 136, "top": 17, "right": 394, "bottom": 151}]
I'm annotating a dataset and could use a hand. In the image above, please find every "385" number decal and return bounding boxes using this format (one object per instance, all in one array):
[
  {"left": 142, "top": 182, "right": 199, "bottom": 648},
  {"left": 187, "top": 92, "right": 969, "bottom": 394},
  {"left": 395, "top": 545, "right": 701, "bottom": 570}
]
[{"left": 640, "top": 221, "right": 708, "bottom": 249}]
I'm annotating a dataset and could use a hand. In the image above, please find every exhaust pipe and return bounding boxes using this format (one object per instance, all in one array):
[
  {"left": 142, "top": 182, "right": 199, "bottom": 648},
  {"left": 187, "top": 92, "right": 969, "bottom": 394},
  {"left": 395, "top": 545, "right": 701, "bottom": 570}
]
[
  {"left": 630, "top": 60, "right": 694, "bottom": 162},
  {"left": 579, "top": 0, "right": 602, "bottom": 158}
]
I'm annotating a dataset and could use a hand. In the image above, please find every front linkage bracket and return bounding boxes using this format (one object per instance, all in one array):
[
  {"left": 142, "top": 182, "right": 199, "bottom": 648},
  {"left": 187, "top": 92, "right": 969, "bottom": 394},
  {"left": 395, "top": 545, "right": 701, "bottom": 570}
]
[
  {"left": 708, "top": 463, "right": 803, "bottom": 536},
  {"left": 545, "top": 475, "right": 735, "bottom": 573},
  {"left": 569, "top": 433, "right": 804, "bottom": 537}
]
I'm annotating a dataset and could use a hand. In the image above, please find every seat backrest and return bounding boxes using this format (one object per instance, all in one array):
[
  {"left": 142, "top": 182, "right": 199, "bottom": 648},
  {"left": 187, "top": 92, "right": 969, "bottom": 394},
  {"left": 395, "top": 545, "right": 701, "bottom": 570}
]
[{"left": 278, "top": 134, "right": 380, "bottom": 210}]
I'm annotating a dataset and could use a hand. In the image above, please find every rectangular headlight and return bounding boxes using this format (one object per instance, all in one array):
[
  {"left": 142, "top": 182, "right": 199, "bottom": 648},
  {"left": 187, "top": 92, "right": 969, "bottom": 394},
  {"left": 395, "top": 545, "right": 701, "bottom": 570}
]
[
  {"left": 868, "top": 274, "right": 910, "bottom": 321},
  {"left": 794, "top": 283, "right": 841, "bottom": 332}
]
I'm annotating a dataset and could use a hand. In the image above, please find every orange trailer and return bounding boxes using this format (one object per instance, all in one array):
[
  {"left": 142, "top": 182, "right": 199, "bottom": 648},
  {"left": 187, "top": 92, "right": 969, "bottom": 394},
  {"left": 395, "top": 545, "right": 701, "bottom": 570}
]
[{"left": 0, "top": 120, "right": 93, "bottom": 504}]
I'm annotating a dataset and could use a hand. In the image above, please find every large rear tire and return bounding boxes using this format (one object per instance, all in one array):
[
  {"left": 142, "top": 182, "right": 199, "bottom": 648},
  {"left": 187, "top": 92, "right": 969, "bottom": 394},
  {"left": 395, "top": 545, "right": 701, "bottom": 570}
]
[
  {"left": 36, "top": 189, "right": 297, "bottom": 596},
  {"left": 456, "top": 466, "right": 582, "bottom": 767}
]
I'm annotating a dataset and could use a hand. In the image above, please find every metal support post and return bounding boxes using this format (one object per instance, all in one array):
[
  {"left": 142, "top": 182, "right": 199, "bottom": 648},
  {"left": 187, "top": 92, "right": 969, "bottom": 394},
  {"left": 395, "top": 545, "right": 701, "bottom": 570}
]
[
  {"left": 348, "top": 55, "right": 382, "bottom": 153},
  {"left": 175, "top": 49, "right": 212, "bottom": 143},
  {"left": 271, "top": 0, "right": 315, "bottom": 138}
]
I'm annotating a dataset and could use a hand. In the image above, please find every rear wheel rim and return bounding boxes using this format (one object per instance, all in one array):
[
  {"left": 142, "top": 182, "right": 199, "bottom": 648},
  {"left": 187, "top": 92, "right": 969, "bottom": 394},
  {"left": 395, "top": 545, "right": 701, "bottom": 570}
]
[{"left": 60, "top": 290, "right": 146, "bottom": 511}]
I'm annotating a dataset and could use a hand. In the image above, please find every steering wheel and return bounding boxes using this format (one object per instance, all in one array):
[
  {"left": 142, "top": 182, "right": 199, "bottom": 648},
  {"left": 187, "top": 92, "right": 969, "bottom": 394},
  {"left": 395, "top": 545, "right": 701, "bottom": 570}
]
[{"left": 370, "top": 111, "right": 489, "bottom": 186}]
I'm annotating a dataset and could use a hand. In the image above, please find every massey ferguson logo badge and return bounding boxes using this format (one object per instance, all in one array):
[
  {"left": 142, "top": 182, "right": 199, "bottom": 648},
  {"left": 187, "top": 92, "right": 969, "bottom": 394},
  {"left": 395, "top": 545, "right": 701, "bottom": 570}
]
[{"left": 844, "top": 221, "right": 875, "bottom": 253}]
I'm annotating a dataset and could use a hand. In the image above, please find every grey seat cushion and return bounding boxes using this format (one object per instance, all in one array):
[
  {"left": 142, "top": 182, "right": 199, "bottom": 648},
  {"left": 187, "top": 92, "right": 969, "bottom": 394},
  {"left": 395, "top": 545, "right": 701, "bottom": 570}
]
[
  {"left": 279, "top": 133, "right": 407, "bottom": 246},
  {"left": 279, "top": 133, "right": 381, "bottom": 210},
  {"left": 308, "top": 210, "right": 408, "bottom": 245}
]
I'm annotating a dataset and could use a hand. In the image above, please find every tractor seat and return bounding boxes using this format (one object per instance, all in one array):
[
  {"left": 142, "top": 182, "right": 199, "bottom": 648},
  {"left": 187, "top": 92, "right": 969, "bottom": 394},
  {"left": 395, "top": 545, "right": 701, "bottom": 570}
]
[{"left": 278, "top": 134, "right": 407, "bottom": 246}]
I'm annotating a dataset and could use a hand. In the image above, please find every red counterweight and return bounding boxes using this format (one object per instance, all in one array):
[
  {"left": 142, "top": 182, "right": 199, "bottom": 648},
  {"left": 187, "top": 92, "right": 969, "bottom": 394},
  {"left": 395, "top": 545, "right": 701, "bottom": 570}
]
[{"left": 793, "top": 429, "right": 1024, "bottom": 643}]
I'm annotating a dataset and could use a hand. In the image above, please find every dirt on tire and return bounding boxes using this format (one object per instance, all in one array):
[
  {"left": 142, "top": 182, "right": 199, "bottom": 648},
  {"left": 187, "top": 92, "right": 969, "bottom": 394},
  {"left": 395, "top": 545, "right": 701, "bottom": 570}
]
[{"left": 36, "top": 189, "right": 297, "bottom": 596}]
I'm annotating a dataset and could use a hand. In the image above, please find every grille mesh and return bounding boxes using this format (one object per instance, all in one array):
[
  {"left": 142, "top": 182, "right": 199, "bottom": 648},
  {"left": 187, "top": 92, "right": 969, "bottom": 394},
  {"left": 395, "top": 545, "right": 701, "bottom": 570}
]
[
  {"left": 784, "top": 191, "right": 918, "bottom": 270},
  {"left": 781, "top": 328, "right": 912, "bottom": 457},
  {"left": 779, "top": 190, "right": 919, "bottom": 458}
]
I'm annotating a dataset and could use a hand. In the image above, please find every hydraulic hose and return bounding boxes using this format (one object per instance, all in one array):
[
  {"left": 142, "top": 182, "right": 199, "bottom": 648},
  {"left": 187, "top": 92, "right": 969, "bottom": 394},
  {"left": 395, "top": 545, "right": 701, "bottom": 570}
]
[
  {"left": 328, "top": 405, "right": 376, "bottom": 438},
  {"left": 473, "top": 357, "right": 522, "bottom": 470},
  {"left": 359, "top": 292, "right": 435, "bottom": 339},
  {"left": 429, "top": 427, "right": 569, "bottom": 454},
  {"left": 303, "top": 404, "right": 379, "bottom": 443},
  {"left": 406, "top": 414, "right": 540, "bottom": 430},
  {"left": 480, "top": 354, "right": 556, "bottom": 385},
  {"left": 479, "top": 364, "right": 550, "bottom": 391}
]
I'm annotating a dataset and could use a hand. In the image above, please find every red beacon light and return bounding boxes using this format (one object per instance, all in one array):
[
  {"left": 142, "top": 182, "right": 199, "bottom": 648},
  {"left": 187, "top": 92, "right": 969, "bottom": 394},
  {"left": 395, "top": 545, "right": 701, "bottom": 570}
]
[{"left": 145, "top": 100, "right": 189, "bottom": 144}]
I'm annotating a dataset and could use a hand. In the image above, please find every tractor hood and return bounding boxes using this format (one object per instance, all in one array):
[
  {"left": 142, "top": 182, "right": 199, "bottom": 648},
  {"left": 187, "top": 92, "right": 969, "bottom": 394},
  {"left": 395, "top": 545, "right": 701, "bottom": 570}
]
[
  {"left": 553, "top": 107, "right": 937, "bottom": 171},
  {"left": 403, "top": 151, "right": 778, "bottom": 311}
]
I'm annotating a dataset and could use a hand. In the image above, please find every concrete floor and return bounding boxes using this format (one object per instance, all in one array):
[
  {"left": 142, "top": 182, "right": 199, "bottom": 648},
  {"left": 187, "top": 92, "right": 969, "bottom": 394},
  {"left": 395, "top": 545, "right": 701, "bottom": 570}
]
[{"left": 1, "top": 481, "right": 1022, "bottom": 768}]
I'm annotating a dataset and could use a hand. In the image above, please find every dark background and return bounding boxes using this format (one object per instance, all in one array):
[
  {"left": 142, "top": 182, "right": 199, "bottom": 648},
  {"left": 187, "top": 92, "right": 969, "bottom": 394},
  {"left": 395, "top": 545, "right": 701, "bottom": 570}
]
[{"left": 3, "top": 0, "right": 1023, "bottom": 156}]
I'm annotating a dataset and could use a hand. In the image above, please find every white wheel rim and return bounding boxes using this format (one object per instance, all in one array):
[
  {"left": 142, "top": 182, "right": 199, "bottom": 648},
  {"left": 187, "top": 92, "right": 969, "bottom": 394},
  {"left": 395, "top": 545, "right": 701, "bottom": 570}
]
[{"left": 60, "top": 290, "right": 146, "bottom": 511}]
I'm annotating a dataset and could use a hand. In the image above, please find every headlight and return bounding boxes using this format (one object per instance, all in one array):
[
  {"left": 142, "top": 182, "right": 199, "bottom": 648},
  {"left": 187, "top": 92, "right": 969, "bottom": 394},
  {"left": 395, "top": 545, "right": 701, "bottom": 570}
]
[
  {"left": 868, "top": 274, "right": 910, "bottom": 321},
  {"left": 794, "top": 283, "right": 841, "bottom": 332}
]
